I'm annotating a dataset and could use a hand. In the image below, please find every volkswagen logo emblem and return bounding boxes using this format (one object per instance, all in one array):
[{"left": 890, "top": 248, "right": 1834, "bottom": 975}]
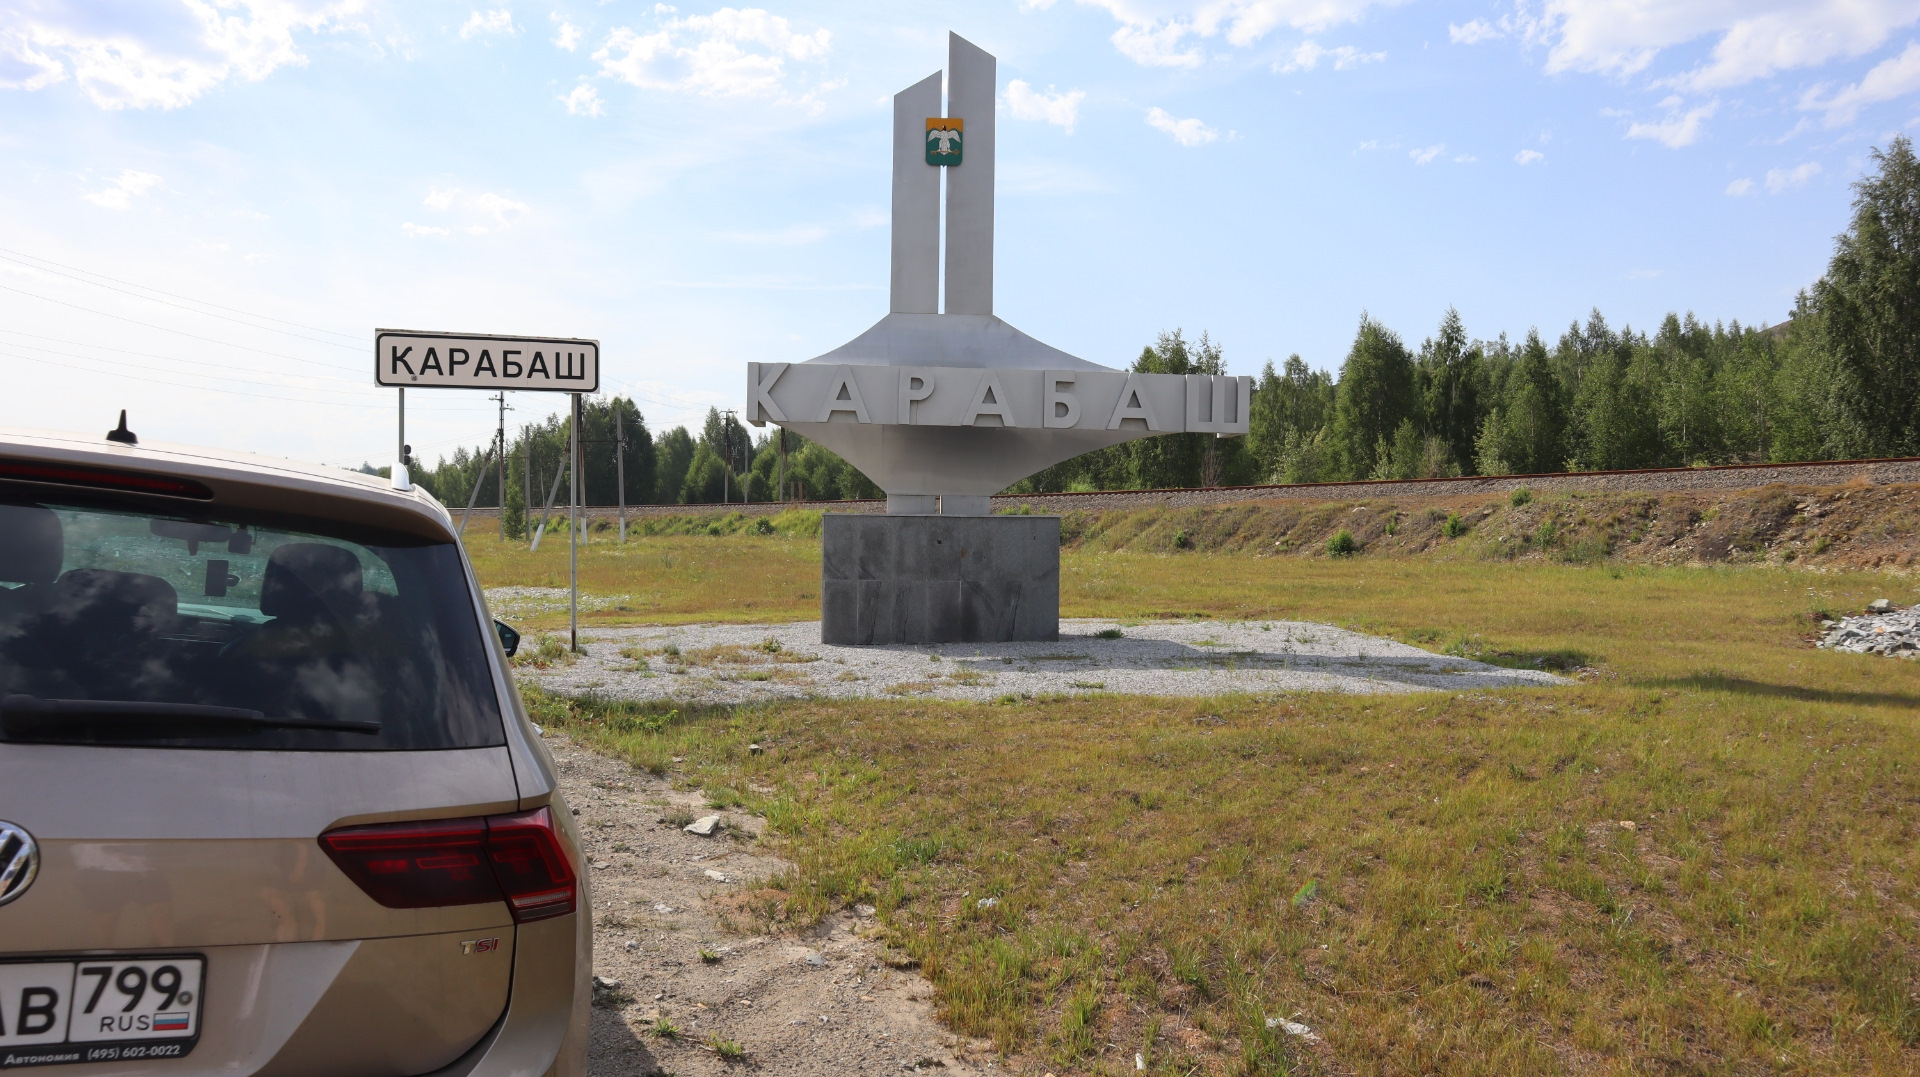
[{"left": 0, "top": 821, "right": 38, "bottom": 907}]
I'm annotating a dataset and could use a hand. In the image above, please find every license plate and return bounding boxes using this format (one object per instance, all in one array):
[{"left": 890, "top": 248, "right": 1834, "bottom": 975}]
[{"left": 0, "top": 957, "right": 202, "bottom": 1068}]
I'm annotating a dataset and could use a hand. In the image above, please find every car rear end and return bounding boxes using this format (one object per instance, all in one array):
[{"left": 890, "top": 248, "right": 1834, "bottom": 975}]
[{"left": 0, "top": 430, "right": 587, "bottom": 1076}]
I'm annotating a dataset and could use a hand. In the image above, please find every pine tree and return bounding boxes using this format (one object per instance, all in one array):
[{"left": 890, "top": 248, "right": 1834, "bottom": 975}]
[{"left": 1328, "top": 315, "right": 1417, "bottom": 479}]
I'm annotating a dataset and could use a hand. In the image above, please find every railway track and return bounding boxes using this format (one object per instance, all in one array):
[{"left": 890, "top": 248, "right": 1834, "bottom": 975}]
[{"left": 456, "top": 454, "right": 1920, "bottom": 523}]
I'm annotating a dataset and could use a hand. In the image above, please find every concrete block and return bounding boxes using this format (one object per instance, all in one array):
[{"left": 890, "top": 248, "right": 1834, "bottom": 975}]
[{"left": 821, "top": 514, "right": 1059, "bottom": 644}]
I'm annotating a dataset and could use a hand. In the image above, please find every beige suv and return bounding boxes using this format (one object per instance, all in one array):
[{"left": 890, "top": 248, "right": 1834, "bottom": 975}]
[{"left": 0, "top": 425, "right": 588, "bottom": 1075}]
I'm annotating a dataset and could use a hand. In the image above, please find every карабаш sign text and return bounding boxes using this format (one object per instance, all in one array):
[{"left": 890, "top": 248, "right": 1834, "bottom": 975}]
[{"left": 374, "top": 329, "right": 599, "bottom": 393}]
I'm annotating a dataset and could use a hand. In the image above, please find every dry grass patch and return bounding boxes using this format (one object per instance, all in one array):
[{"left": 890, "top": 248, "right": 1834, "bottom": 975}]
[{"left": 524, "top": 553, "right": 1920, "bottom": 1076}]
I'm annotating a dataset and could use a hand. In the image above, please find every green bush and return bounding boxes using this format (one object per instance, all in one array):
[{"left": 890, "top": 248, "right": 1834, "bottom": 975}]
[
  {"left": 1172, "top": 529, "right": 1191, "bottom": 550},
  {"left": 1443, "top": 513, "right": 1468, "bottom": 539},
  {"left": 1510, "top": 488, "right": 1533, "bottom": 506},
  {"left": 1326, "top": 529, "right": 1358, "bottom": 556}
]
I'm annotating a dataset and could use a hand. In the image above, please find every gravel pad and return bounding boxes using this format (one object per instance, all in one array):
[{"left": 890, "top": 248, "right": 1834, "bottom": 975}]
[{"left": 520, "top": 619, "right": 1567, "bottom": 703}]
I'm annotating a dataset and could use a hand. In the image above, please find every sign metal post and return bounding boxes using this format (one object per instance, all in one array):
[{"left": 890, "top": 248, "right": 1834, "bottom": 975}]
[
  {"left": 374, "top": 329, "right": 600, "bottom": 653},
  {"left": 570, "top": 391, "right": 581, "bottom": 652}
]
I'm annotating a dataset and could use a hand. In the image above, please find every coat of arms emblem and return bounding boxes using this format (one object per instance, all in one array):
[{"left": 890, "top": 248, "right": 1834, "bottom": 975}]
[{"left": 925, "top": 117, "right": 963, "bottom": 166}]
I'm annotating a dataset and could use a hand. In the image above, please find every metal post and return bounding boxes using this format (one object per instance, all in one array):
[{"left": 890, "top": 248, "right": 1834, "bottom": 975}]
[
  {"left": 615, "top": 406, "right": 627, "bottom": 543},
  {"left": 531, "top": 449, "right": 567, "bottom": 550},
  {"left": 777, "top": 426, "right": 786, "bottom": 503},
  {"left": 523, "top": 434, "right": 531, "bottom": 541},
  {"left": 569, "top": 392, "right": 580, "bottom": 653},
  {"left": 396, "top": 387, "right": 405, "bottom": 468},
  {"left": 496, "top": 393, "right": 507, "bottom": 539},
  {"left": 458, "top": 444, "right": 493, "bottom": 535}
]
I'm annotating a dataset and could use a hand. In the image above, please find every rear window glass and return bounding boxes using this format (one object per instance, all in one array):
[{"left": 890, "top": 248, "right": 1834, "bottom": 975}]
[{"left": 0, "top": 499, "right": 505, "bottom": 750}]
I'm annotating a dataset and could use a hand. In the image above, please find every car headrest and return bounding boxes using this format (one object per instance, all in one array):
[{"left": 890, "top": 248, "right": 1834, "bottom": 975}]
[
  {"left": 261, "top": 543, "right": 364, "bottom": 621},
  {"left": 0, "top": 505, "right": 62, "bottom": 585},
  {"left": 54, "top": 569, "right": 179, "bottom": 629}
]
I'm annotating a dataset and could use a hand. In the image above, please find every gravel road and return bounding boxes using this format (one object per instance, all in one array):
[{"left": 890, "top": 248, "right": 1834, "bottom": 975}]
[
  {"left": 554, "top": 734, "right": 991, "bottom": 1076},
  {"left": 516, "top": 618, "right": 1565, "bottom": 704}
]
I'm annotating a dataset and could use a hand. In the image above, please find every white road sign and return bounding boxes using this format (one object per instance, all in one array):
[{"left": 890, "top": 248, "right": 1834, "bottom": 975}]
[{"left": 374, "top": 329, "right": 598, "bottom": 392}]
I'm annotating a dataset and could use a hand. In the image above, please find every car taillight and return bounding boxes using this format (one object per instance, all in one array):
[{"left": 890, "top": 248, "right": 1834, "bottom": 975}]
[
  {"left": 485, "top": 808, "right": 578, "bottom": 922},
  {"left": 319, "top": 806, "right": 577, "bottom": 922}
]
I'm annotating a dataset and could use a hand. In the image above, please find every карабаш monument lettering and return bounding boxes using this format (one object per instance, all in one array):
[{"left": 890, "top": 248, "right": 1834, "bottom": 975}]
[{"left": 748, "top": 32, "right": 1250, "bottom": 646}]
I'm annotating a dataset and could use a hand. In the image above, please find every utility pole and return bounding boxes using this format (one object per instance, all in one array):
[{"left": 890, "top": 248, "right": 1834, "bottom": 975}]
[
  {"left": 615, "top": 405, "right": 627, "bottom": 543},
  {"left": 495, "top": 392, "right": 508, "bottom": 539},
  {"left": 723, "top": 409, "right": 740, "bottom": 504}
]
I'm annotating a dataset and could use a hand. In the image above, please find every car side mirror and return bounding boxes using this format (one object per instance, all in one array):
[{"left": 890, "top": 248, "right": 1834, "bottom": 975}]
[{"left": 495, "top": 620, "right": 520, "bottom": 657}]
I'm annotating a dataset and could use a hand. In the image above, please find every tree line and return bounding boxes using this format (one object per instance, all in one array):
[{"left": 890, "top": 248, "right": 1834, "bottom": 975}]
[
  {"left": 404, "top": 397, "right": 879, "bottom": 537},
  {"left": 1019, "top": 137, "right": 1920, "bottom": 490},
  {"left": 407, "top": 137, "right": 1920, "bottom": 511}
]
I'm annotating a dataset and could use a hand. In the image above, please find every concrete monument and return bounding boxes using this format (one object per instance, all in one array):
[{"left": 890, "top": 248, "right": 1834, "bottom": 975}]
[{"left": 748, "top": 33, "right": 1249, "bottom": 644}]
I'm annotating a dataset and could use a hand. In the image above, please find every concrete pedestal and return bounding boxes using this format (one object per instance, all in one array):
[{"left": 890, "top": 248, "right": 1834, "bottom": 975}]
[{"left": 821, "top": 514, "right": 1059, "bottom": 645}]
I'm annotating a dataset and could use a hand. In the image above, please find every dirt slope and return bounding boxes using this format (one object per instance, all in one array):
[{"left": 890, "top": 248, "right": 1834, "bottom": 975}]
[{"left": 1059, "top": 482, "right": 1920, "bottom": 572}]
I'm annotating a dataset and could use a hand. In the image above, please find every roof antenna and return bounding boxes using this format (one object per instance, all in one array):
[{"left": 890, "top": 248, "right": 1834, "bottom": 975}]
[{"left": 106, "top": 410, "right": 137, "bottom": 445}]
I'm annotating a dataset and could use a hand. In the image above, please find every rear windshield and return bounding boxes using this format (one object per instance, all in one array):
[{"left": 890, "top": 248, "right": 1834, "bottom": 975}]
[{"left": 0, "top": 498, "right": 505, "bottom": 750}]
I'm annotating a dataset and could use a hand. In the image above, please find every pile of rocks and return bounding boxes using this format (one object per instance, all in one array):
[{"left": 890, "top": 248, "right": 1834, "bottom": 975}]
[{"left": 1817, "top": 599, "right": 1920, "bottom": 658}]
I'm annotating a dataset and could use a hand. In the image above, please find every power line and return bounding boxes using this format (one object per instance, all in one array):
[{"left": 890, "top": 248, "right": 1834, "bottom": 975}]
[
  {"left": 0, "top": 283, "right": 362, "bottom": 373},
  {"left": 5, "top": 339, "right": 405, "bottom": 402},
  {"left": 0, "top": 349, "right": 491, "bottom": 411},
  {"left": 0, "top": 330, "right": 373, "bottom": 390},
  {"left": 0, "top": 247, "right": 363, "bottom": 344}
]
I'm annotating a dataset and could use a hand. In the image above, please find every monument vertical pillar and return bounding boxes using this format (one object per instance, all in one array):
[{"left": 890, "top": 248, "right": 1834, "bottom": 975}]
[
  {"left": 943, "top": 33, "right": 994, "bottom": 317},
  {"left": 891, "top": 73, "right": 942, "bottom": 315}
]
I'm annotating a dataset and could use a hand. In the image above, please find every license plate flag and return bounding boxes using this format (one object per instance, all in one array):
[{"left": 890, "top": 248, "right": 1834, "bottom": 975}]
[{"left": 150, "top": 1014, "right": 189, "bottom": 1033}]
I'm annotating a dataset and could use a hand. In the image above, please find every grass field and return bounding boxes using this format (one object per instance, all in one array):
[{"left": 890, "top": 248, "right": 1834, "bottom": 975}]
[{"left": 473, "top": 518, "right": 1920, "bottom": 1075}]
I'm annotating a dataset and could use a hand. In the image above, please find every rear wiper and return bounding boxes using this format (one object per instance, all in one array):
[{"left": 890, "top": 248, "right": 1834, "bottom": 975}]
[{"left": 0, "top": 695, "right": 381, "bottom": 737}]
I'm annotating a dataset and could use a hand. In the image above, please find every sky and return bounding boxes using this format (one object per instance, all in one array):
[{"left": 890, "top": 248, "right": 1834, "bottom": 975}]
[{"left": 3, "top": 0, "right": 1919, "bottom": 471}]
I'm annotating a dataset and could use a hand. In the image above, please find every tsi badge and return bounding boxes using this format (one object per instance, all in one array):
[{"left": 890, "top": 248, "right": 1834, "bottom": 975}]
[
  {"left": 0, "top": 820, "right": 38, "bottom": 907},
  {"left": 925, "top": 117, "right": 962, "bottom": 166},
  {"left": 460, "top": 938, "right": 500, "bottom": 956}
]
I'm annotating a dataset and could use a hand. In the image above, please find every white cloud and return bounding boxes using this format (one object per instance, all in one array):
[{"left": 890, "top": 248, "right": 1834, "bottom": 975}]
[
  {"left": 1280, "top": 40, "right": 1383, "bottom": 72},
  {"left": 1409, "top": 143, "right": 1443, "bottom": 164},
  {"left": 1075, "top": 0, "right": 1399, "bottom": 68},
  {"left": 1004, "top": 79, "right": 1085, "bottom": 133},
  {"left": 82, "top": 170, "right": 162, "bottom": 210},
  {"left": 0, "top": 0, "right": 365, "bottom": 110},
  {"left": 1515, "top": 148, "right": 1544, "bottom": 164},
  {"left": 1531, "top": 0, "right": 1920, "bottom": 92},
  {"left": 553, "top": 20, "right": 583, "bottom": 51},
  {"left": 593, "top": 8, "right": 830, "bottom": 100},
  {"left": 560, "top": 82, "right": 604, "bottom": 115},
  {"left": 1145, "top": 106, "right": 1217, "bottom": 145},
  {"left": 460, "top": 9, "right": 517, "bottom": 39},
  {"left": 1766, "top": 161, "right": 1821, "bottom": 192},
  {"left": 1449, "top": 19, "right": 1502, "bottom": 44},
  {"left": 1453, "top": 153, "right": 1477, "bottom": 162},
  {"left": 1726, "top": 177, "right": 1754, "bottom": 195},
  {"left": 1623, "top": 99, "right": 1718, "bottom": 147},
  {"left": 401, "top": 222, "right": 450, "bottom": 237},
  {"left": 1111, "top": 20, "right": 1202, "bottom": 68},
  {"left": 1801, "top": 41, "right": 1920, "bottom": 127},
  {"left": 419, "top": 186, "right": 530, "bottom": 234}
]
